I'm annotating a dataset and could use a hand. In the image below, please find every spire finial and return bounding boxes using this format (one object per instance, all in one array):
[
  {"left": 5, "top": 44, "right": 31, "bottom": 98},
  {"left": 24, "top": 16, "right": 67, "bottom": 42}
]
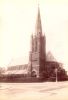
[
  {"left": 37, "top": 0, "right": 39, "bottom": 10},
  {"left": 38, "top": 1, "right": 39, "bottom": 7}
]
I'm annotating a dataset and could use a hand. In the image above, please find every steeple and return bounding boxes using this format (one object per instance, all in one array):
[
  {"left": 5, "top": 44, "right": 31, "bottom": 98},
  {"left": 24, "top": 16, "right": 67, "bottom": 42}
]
[
  {"left": 29, "top": 3, "right": 46, "bottom": 78},
  {"left": 35, "top": 5, "right": 42, "bottom": 35}
]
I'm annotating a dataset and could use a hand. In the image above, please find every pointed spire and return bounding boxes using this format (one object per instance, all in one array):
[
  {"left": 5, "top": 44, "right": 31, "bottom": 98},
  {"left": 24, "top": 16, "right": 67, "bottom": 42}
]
[{"left": 35, "top": 4, "right": 42, "bottom": 35}]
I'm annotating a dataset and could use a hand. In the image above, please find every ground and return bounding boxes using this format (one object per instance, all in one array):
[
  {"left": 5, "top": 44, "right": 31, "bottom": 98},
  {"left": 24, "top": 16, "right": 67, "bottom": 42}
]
[{"left": 0, "top": 81, "right": 68, "bottom": 100}]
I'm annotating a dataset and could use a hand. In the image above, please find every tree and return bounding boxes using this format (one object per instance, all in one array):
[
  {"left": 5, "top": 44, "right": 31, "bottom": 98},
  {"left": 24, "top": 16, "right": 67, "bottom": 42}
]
[{"left": 0, "top": 67, "right": 5, "bottom": 76}]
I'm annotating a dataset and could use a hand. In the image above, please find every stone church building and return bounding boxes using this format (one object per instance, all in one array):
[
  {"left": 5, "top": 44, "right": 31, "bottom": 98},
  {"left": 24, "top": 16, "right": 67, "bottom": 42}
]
[{"left": 3, "top": 6, "right": 67, "bottom": 82}]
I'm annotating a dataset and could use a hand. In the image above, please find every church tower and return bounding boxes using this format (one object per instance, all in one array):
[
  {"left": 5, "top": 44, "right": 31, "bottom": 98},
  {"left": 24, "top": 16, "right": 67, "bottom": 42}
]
[{"left": 29, "top": 6, "right": 46, "bottom": 78}]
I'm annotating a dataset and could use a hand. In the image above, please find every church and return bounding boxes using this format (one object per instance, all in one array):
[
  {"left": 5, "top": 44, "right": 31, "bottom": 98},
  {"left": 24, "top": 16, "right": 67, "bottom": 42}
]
[{"left": 2, "top": 6, "right": 67, "bottom": 82}]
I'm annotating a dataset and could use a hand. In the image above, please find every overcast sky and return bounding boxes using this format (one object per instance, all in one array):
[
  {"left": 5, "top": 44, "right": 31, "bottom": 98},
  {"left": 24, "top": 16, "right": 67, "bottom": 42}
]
[{"left": 0, "top": 0, "right": 68, "bottom": 71}]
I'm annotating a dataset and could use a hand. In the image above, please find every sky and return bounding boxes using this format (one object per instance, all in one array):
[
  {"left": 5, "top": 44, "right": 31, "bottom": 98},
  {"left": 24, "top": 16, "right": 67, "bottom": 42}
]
[{"left": 0, "top": 0, "right": 68, "bottom": 71}]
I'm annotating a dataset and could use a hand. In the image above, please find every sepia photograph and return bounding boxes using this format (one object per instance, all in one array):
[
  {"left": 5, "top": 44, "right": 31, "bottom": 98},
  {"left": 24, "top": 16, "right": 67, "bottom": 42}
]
[{"left": 0, "top": 0, "right": 68, "bottom": 100}]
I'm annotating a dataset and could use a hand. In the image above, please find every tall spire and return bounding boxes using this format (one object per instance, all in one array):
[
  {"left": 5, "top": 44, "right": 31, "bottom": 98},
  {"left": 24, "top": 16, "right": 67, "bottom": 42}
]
[{"left": 35, "top": 4, "right": 42, "bottom": 35}]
